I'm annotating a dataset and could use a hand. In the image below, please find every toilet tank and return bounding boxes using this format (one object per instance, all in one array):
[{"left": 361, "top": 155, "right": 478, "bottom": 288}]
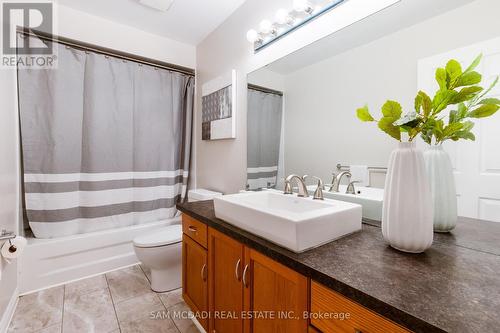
[{"left": 188, "top": 189, "right": 222, "bottom": 202}]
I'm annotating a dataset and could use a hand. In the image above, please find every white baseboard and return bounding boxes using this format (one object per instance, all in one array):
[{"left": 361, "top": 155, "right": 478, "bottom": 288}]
[{"left": 0, "top": 288, "right": 18, "bottom": 333}]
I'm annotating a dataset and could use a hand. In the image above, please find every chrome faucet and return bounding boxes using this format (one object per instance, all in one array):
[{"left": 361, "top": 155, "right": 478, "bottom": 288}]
[
  {"left": 346, "top": 180, "right": 360, "bottom": 195},
  {"left": 303, "top": 175, "right": 324, "bottom": 200},
  {"left": 283, "top": 174, "right": 309, "bottom": 197},
  {"left": 329, "top": 171, "right": 351, "bottom": 192}
]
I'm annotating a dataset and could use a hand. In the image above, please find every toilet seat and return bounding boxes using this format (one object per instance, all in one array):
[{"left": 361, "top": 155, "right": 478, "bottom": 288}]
[{"left": 133, "top": 224, "right": 182, "bottom": 248}]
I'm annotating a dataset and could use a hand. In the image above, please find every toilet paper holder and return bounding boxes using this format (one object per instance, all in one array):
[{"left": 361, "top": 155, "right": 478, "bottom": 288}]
[{"left": 0, "top": 230, "right": 16, "bottom": 241}]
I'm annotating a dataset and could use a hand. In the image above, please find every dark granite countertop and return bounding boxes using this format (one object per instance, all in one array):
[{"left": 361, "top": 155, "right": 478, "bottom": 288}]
[{"left": 177, "top": 200, "right": 500, "bottom": 333}]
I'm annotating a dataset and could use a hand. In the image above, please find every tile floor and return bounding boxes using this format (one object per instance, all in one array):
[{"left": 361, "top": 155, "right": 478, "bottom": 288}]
[{"left": 8, "top": 265, "right": 200, "bottom": 333}]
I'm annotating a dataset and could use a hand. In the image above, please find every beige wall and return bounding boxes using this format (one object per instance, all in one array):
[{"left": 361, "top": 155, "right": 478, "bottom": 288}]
[{"left": 195, "top": 0, "right": 500, "bottom": 194}]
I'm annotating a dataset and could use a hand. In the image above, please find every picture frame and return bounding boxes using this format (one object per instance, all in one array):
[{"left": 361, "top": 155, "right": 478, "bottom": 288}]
[{"left": 201, "top": 69, "right": 237, "bottom": 140}]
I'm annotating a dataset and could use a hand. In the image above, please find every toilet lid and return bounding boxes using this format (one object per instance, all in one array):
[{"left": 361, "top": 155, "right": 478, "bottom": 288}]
[{"left": 133, "top": 224, "right": 182, "bottom": 247}]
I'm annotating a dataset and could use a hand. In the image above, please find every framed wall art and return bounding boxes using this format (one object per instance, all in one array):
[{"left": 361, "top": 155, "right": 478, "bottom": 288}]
[{"left": 201, "top": 70, "right": 237, "bottom": 140}]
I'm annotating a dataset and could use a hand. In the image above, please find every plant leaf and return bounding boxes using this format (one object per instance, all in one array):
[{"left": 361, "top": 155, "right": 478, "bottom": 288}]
[
  {"left": 432, "top": 89, "right": 458, "bottom": 113},
  {"left": 453, "top": 130, "right": 476, "bottom": 141},
  {"left": 479, "top": 76, "right": 499, "bottom": 99},
  {"left": 381, "top": 100, "right": 402, "bottom": 119},
  {"left": 451, "top": 86, "right": 483, "bottom": 104},
  {"left": 464, "top": 54, "right": 482, "bottom": 73},
  {"left": 456, "top": 71, "right": 482, "bottom": 87},
  {"left": 393, "top": 112, "right": 418, "bottom": 126},
  {"left": 458, "top": 103, "right": 468, "bottom": 118},
  {"left": 356, "top": 105, "right": 375, "bottom": 122},
  {"left": 378, "top": 117, "right": 401, "bottom": 141},
  {"left": 461, "top": 120, "right": 474, "bottom": 132},
  {"left": 415, "top": 91, "right": 432, "bottom": 117},
  {"left": 479, "top": 98, "right": 500, "bottom": 105},
  {"left": 443, "top": 122, "right": 464, "bottom": 137},
  {"left": 468, "top": 104, "right": 500, "bottom": 118},
  {"left": 446, "top": 60, "right": 462, "bottom": 83},
  {"left": 435, "top": 68, "right": 447, "bottom": 90}
]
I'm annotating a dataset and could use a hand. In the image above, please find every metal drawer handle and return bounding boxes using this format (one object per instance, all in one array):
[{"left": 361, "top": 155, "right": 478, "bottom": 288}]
[
  {"left": 201, "top": 264, "right": 207, "bottom": 281},
  {"left": 242, "top": 264, "right": 249, "bottom": 288},
  {"left": 235, "top": 259, "right": 241, "bottom": 281},
  {"left": 188, "top": 226, "right": 197, "bottom": 233}
]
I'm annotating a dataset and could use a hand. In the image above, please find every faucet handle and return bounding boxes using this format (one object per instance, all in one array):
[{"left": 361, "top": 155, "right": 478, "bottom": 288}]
[
  {"left": 346, "top": 180, "right": 361, "bottom": 195},
  {"left": 283, "top": 181, "right": 293, "bottom": 195},
  {"left": 303, "top": 175, "right": 324, "bottom": 200},
  {"left": 313, "top": 182, "right": 324, "bottom": 200}
]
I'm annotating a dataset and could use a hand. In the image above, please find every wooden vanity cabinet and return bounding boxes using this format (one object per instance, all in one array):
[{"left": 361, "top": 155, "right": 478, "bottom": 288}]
[
  {"left": 310, "top": 281, "right": 411, "bottom": 333},
  {"left": 182, "top": 216, "right": 208, "bottom": 331},
  {"left": 205, "top": 226, "right": 308, "bottom": 333},
  {"left": 243, "top": 248, "right": 308, "bottom": 333},
  {"left": 208, "top": 228, "right": 245, "bottom": 333},
  {"left": 182, "top": 214, "right": 413, "bottom": 333}
]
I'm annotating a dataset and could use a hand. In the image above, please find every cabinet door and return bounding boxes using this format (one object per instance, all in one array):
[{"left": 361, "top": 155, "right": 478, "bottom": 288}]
[
  {"left": 311, "top": 281, "right": 411, "bottom": 333},
  {"left": 243, "top": 248, "right": 308, "bottom": 333},
  {"left": 208, "top": 228, "right": 244, "bottom": 333},
  {"left": 182, "top": 234, "right": 208, "bottom": 330}
]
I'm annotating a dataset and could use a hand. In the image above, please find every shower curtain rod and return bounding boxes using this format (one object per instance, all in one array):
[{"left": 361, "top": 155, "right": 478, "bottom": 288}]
[
  {"left": 16, "top": 27, "right": 195, "bottom": 77},
  {"left": 248, "top": 84, "right": 283, "bottom": 96}
]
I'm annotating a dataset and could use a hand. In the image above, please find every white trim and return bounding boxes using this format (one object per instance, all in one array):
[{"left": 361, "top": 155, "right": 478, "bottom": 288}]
[
  {"left": 26, "top": 184, "right": 184, "bottom": 210},
  {"left": 0, "top": 288, "right": 18, "bottom": 333},
  {"left": 24, "top": 170, "right": 189, "bottom": 183},
  {"left": 247, "top": 166, "right": 278, "bottom": 173}
]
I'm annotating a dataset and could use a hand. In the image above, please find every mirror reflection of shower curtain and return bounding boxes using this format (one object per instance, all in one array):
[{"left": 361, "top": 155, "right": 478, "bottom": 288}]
[{"left": 247, "top": 89, "right": 283, "bottom": 190}]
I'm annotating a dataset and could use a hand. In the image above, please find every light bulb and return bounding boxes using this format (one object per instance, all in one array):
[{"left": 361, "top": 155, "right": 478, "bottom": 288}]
[
  {"left": 275, "top": 8, "right": 291, "bottom": 25},
  {"left": 259, "top": 19, "right": 273, "bottom": 34},
  {"left": 246, "top": 29, "right": 259, "bottom": 43},
  {"left": 293, "top": 0, "right": 311, "bottom": 13}
]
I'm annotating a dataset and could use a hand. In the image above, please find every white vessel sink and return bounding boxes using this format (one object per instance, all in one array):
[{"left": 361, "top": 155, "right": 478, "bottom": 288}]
[
  {"left": 213, "top": 190, "right": 362, "bottom": 253},
  {"left": 308, "top": 185, "right": 383, "bottom": 221}
]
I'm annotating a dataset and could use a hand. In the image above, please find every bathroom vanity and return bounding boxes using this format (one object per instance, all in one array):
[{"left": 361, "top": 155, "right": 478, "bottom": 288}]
[{"left": 178, "top": 200, "right": 500, "bottom": 333}]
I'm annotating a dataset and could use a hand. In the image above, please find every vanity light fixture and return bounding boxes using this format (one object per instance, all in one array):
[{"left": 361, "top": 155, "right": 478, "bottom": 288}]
[
  {"left": 293, "top": 0, "right": 314, "bottom": 14},
  {"left": 275, "top": 8, "right": 294, "bottom": 25},
  {"left": 246, "top": 0, "right": 346, "bottom": 52}
]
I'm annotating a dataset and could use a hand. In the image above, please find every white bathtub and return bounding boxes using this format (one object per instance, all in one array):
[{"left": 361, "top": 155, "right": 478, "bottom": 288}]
[{"left": 19, "top": 216, "right": 180, "bottom": 294}]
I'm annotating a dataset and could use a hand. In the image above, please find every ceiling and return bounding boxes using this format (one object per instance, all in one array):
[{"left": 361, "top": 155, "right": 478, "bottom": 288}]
[
  {"left": 55, "top": 0, "right": 247, "bottom": 45},
  {"left": 265, "top": 0, "right": 476, "bottom": 75}
]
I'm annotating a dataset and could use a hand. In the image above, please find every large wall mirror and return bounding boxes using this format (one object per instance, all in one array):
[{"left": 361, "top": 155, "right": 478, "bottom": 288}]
[{"left": 246, "top": 0, "right": 500, "bottom": 223}]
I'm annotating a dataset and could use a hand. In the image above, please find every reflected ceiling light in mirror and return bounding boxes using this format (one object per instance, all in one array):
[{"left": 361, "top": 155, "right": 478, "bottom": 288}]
[
  {"left": 259, "top": 19, "right": 274, "bottom": 34},
  {"left": 275, "top": 8, "right": 294, "bottom": 25},
  {"left": 293, "top": 0, "right": 313, "bottom": 14},
  {"left": 246, "top": 29, "right": 260, "bottom": 43},
  {"left": 246, "top": 0, "right": 346, "bottom": 52}
]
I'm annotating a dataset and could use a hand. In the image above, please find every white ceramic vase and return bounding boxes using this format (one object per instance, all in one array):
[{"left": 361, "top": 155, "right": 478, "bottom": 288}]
[
  {"left": 423, "top": 145, "right": 458, "bottom": 232},
  {"left": 382, "top": 142, "right": 434, "bottom": 253}
]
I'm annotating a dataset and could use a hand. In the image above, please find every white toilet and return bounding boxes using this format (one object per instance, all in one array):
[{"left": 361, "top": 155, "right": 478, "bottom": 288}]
[
  {"left": 133, "top": 189, "right": 222, "bottom": 292},
  {"left": 133, "top": 224, "right": 182, "bottom": 292}
]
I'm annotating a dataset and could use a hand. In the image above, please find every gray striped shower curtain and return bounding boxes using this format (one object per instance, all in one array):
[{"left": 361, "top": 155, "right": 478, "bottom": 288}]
[
  {"left": 17, "top": 35, "right": 194, "bottom": 238},
  {"left": 247, "top": 88, "right": 283, "bottom": 190}
]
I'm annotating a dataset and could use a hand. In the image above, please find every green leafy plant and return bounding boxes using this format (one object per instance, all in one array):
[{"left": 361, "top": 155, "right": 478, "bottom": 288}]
[{"left": 356, "top": 54, "right": 500, "bottom": 144}]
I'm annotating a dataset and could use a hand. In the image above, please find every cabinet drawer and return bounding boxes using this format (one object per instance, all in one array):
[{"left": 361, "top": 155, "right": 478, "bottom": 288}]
[
  {"left": 182, "top": 214, "right": 207, "bottom": 248},
  {"left": 310, "top": 282, "right": 411, "bottom": 333}
]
